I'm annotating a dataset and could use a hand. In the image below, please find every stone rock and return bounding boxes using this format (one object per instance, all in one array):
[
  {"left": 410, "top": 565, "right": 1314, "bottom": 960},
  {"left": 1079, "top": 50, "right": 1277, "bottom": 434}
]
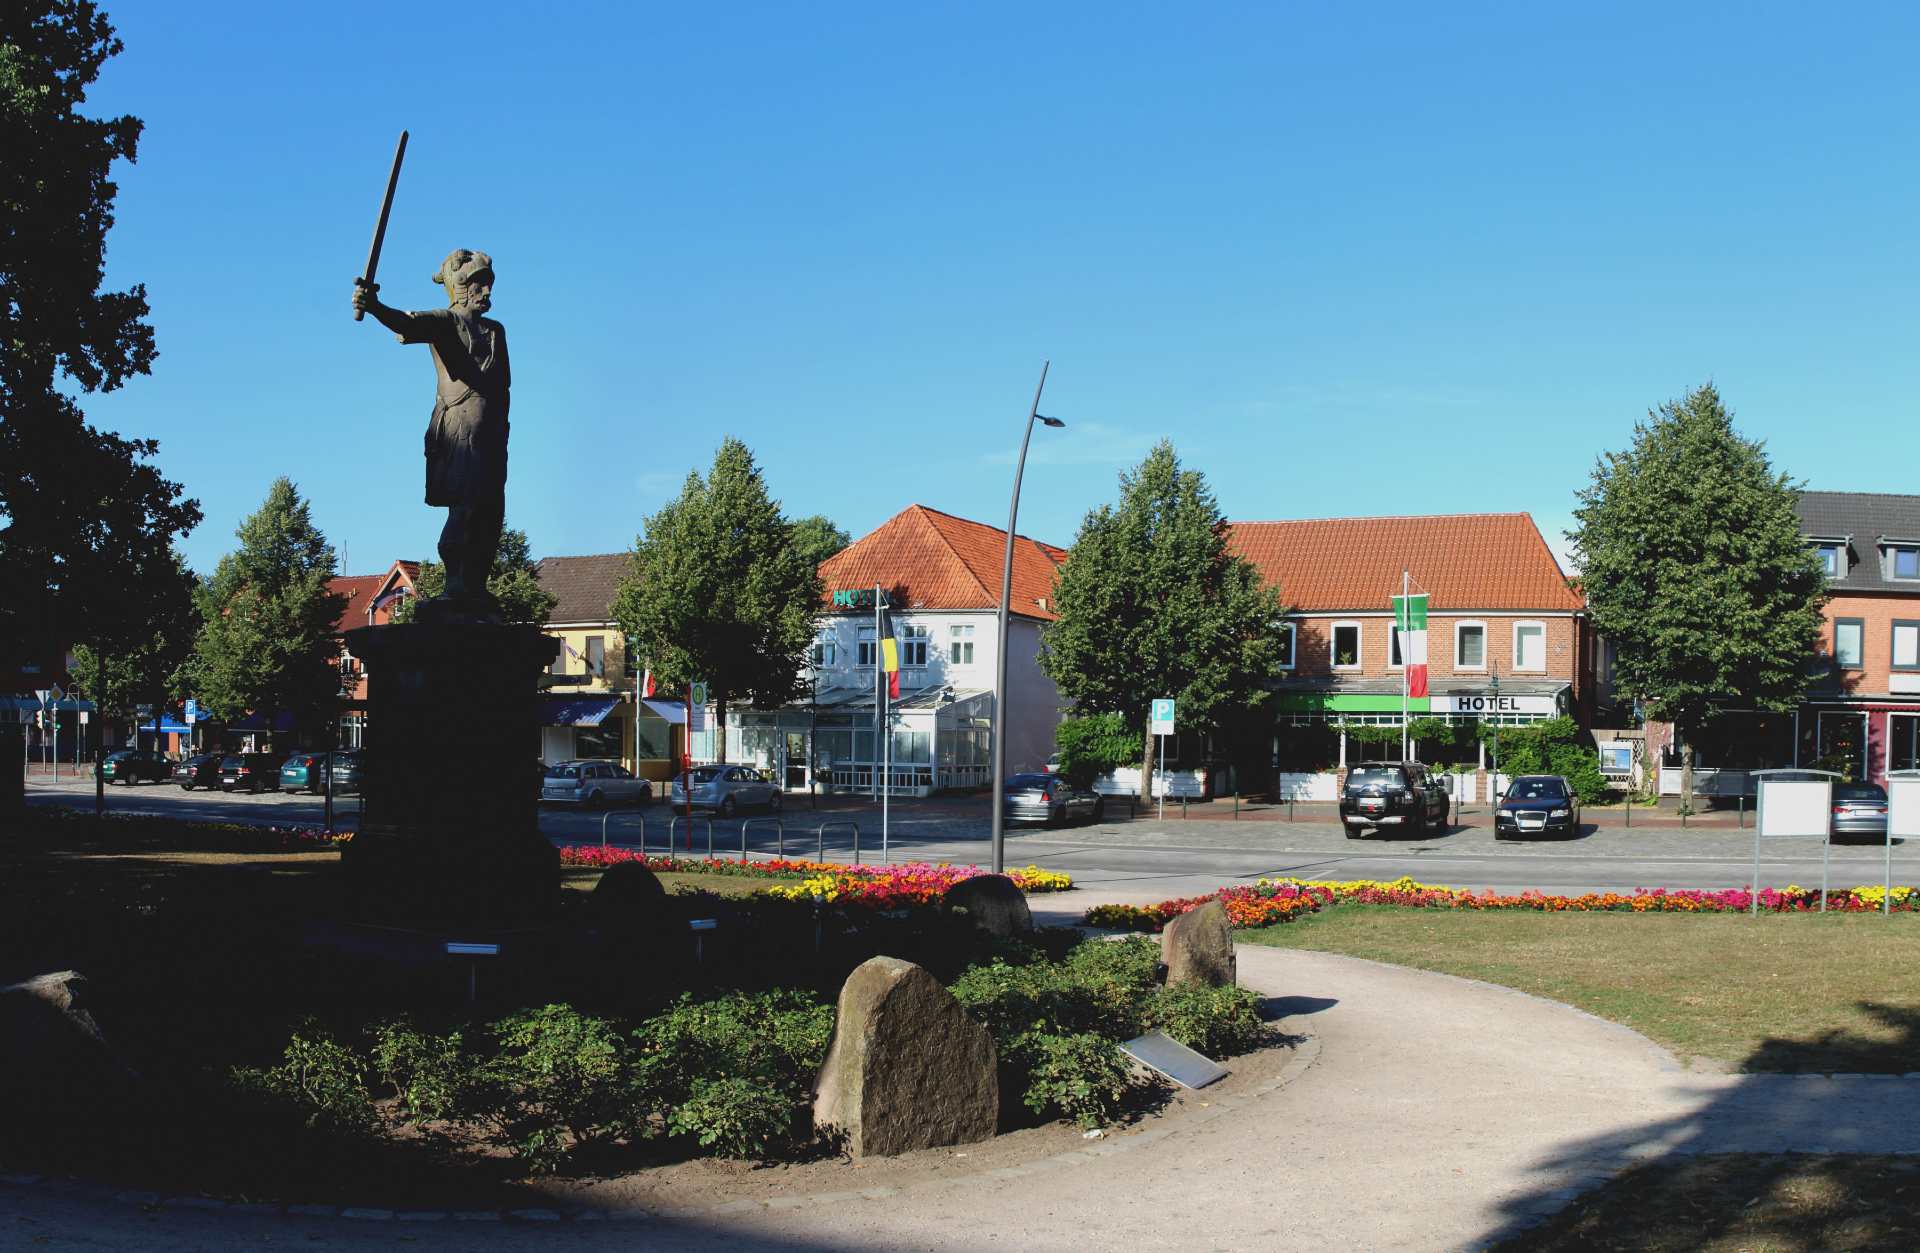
[
  {"left": 942, "top": 874, "right": 1032, "bottom": 938},
  {"left": 0, "top": 971, "right": 136, "bottom": 1110},
  {"left": 1161, "top": 900, "right": 1236, "bottom": 987},
  {"left": 813, "top": 957, "right": 998, "bottom": 1157},
  {"left": 587, "top": 861, "right": 668, "bottom": 931}
]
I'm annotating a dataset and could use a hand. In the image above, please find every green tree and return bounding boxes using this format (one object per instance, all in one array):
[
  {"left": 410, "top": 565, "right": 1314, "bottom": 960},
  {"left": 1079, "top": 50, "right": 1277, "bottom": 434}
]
[
  {"left": 1570, "top": 384, "right": 1826, "bottom": 790},
  {"left": 391, "top": 527, "right": 556, "bottom": 626},
  {"left": 69, "top": 550, "right": 197, "bottom": 736},
  {"left": 0, "top": 2, "right": 200, "bottom": 677},
  {"left": 188, "top": 479, "right": 345, "bottom": 740},
  {"left": 611, "top": 439, "right": 820, "bottom": 762},
  {"left": 788, "top": 515, "right": 851, "bottom": 572},
  {"left": 1040, "top": 441, "right": 1286, "bottom": 798}
]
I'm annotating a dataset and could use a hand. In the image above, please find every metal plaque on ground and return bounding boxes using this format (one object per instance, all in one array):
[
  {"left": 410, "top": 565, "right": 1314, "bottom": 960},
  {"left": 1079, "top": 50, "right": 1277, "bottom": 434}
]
[{"left": 1121, "top": 1030, "right": 1226, "bottom": 1089}]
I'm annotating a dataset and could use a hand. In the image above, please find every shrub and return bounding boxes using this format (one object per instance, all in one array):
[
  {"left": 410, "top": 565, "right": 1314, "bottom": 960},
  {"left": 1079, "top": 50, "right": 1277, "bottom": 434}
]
[
  {"left": 1005, "top": 1031, "right": 1136, "bottom": 1128},
  {"left": 476, "top": 1004, "right": 639, "bottom": 1171},
  {"left": 237, "top": 1022, "right": 378, "bottom": 1135},
  {"left": 1145, "top": 983, "right": 1268, "bottom": 1057},
  {"left": 1053, "top": 712, "right": 1142, "bottom": 787},
  {"left": 369, "top": 1018, "right": 469, "bottom": 1125},
  {"left": 667, "top": 1076, "right": 801, "bottom": 1158},
  {"left": 632, "top": 989, "right": 833, "bottom": 1158}
]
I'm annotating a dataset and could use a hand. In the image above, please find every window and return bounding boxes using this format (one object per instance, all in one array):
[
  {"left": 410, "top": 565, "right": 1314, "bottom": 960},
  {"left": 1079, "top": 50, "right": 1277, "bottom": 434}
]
[
  {"left": 1275, "top": 622, "right": 1296, "bottom": 670},
  {"left": 857, "top": 626, "right": 876, "bottom": 667},
  {"left": 1331, "top": 621, "right": 1361, "bottom": 669},
  {"left": 1834, "top": 617, "right": 1864, "bottom": 669},
  {"left": 585, "top": 635, "right": 605, "bottom": 677},
  {"left": 1455, "top": 622, "right": 1486, "bottom": 670},
  {"left": 949, "top": 624, "right": 975, "bottom": 665},
  {"left": 902, "top": 623, "right": 930, "bottom": 667},
  {"left": 1895, "top": 546, "right": 1920, "bottom": 581},
  {"left": 1387, "top": 625, "right": 1404, "bottom": 668},
  {"left": 1513, "top": 622, "right": 1546, "bottom": 672},
  {"left": 1816, "top": 543, "right": 1845, "bottom": 577},
  {"left": 1894, "top": 620, "right": 1920, "bottom": 671},
  {"left": 548, "top": 639, "right": 567, "bottom": 676},
  {"left": 810, "top": 634, "right": 837, "bottom": 667}
]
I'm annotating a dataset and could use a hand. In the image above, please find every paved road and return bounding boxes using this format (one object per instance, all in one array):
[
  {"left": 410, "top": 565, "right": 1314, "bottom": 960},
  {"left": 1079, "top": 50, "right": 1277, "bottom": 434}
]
[{"left": 26, "top": 780, "right": 1912, "bottom": 900}]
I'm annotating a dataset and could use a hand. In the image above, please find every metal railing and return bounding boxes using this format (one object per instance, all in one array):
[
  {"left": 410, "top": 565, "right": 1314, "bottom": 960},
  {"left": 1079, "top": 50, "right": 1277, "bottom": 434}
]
[
  {"left": 670, "top": 813, "right": 713, "bottom": 859},
  {"left": 817, "top": 819, "right": 859, "bottom": 864},
  {"left": 739, "top": 817, "right": 784, "bottom": 860},
  {"left": 600, "top": 809, "right": 648, "bottom": 851}
]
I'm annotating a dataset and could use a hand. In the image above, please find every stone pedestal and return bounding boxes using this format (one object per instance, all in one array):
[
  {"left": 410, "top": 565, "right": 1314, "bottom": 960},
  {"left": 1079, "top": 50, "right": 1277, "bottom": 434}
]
[{"left": 341, "top": 621, "right": 559, "bottom": 926}]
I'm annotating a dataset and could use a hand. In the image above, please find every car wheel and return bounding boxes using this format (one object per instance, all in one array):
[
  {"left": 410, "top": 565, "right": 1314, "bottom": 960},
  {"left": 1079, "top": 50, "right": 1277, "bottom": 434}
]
[
  {"left": 180, "top": 782, "right": 192, "bottom": 791},
  {"left": 768, "top": 791, "right": 783, "bottom": 814},
  {"left": 251, "top": 778, "right": 263, "bottom": 795},
  {"left": 719, "top": 795, "right": 737, "bottom": 818},
  {"left": 1091, "top": 798, "right": 1105, "bottom": 824},
  {"left": 1345, "top": 825, "right": 1365, "bottom": 840},
  {"left": 585, "top": 789, "right": 604, "bottom": 809}
]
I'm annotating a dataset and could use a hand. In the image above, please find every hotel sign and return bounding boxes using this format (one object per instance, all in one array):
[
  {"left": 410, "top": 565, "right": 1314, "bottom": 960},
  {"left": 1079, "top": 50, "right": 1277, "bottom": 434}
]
[
  {"left": 830, "top": 589, "right": 890, "bottom": 609},
  {"left": 1432, "top": 694, "right": 1557, "bottom": 716}
]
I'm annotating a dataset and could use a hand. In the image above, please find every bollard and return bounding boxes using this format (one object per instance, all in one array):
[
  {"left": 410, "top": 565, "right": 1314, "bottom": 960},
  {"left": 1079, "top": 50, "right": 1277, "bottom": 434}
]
[
  {"left": 1739, "top": 795, "right": 1746, "bottom": 829},
  {"left": 1289, "top": 796, "right": 1295, "bottom": 823},
  {"left": 1181, "top": 794, "right": 1188, "bottom": 819},
  {"left": 1234, "top": 792, "right": 1239, "bottom": 820}
]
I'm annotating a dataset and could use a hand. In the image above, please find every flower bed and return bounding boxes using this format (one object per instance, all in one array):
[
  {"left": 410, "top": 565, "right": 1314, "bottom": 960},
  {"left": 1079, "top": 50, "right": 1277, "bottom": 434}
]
[
  {"left": 34, "top": 808, "right": 347, "bottom": 852},
  {"left": 1083, "top": 875, "right": 1920, "bottom": 931},
  {"left": 557, "top": 846, "right": 1072, "bottom": 901}
]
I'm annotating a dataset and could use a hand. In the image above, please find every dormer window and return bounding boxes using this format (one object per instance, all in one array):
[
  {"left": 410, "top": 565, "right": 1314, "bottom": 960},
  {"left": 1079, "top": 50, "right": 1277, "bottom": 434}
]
[
  {"left": 1893, "top": 545, "right": 1920, "bottom": 581},
  {"left": 1816, "top": 543, "right": 1845, "bottom": 578}
]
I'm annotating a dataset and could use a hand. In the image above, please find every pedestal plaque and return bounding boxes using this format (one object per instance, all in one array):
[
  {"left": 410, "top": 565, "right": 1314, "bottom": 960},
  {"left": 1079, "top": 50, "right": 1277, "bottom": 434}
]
[{"left": 342, "top": 621, "right": 559, "bottom": 925}]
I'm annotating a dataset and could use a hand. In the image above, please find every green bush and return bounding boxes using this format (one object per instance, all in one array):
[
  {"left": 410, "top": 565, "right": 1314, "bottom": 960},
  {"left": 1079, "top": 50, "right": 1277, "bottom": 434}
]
[
  {"left": 1005, "top": 1031, "right": 1136, "bottom": 1128},
  {"left": 632, "top": 989, "right": 833, "bottom": 1158},
  {"left": 667, "top": 1076, "right": 801, "bottom": 1158},
  {"left": 236, "top": 1023, "right": 378, "bottom": 1135},
  {"left": 1053, "top": 712, "right": 1143, "bottom": 787},
  {"left": 1479, "top": 716, "right": 1610, "bottom": 804},
  {"left": 369, "top": 1018, "right": 470, "bottom": 1126},
  {"left": 1145, "top": 983, "right": 1268, "bottom": 1057},
  {"left": 476, "top": 1004, "right": 639, "bottom": 1172}
]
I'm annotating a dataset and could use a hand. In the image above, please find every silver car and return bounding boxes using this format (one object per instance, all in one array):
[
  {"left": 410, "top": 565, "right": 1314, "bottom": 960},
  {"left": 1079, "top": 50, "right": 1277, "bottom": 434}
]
[
  {"left": 669, "top": 765, "right": 783, "bottom": 816},
  {"left": 540, "top": 760, "right": 652, "bottom": 808},
  {"left": 1002, "top": 772, "right": 1104, "bottom": 826},
  {"left": 1831, "top": 782, "right": 1889, "bottom": 842}
]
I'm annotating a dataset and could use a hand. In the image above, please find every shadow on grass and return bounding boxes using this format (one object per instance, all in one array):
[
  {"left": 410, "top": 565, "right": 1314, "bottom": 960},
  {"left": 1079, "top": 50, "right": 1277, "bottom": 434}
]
[{"left": 1477, "top": 1002, "right": 1920, "bottom": 1249}]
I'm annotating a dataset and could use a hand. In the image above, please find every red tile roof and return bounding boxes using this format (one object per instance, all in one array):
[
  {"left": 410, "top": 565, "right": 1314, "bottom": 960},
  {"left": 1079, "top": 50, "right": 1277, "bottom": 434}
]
[
  {"left": 536, "top": 554, "right": 629, "bottom": 625},
  {"left": 818, "top": 505, "right": 1068, "bottom": 619},
  {"left": 329, "top": 561, "right": 422, "bottom": 633},
  {"left": 1226, "top": 514, "right": 1582, "bottom": 613}
]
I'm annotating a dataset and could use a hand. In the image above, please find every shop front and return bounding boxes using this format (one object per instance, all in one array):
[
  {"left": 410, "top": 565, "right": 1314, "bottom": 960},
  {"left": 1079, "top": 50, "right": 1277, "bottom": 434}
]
[{"left": 719, "top": 686, "right": 995, "bottom": 797}]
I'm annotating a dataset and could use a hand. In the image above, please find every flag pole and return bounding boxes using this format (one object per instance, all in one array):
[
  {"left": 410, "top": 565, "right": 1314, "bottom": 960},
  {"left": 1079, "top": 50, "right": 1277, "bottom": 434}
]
[
  {"left": 1401, "top": 569, "right": 1410, "bottom": 761},
  {"left": 881, "top": 585, "right": 891, "bottom": 861},
  {"left": 873, "top": 585, "right": 882, "bottom": 805}
]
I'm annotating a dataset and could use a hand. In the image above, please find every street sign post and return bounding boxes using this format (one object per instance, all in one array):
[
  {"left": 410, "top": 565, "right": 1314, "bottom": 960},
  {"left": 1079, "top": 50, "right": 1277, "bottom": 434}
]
[{"left": 1150, "top": 699, "right": 1175, "bottom": 819}]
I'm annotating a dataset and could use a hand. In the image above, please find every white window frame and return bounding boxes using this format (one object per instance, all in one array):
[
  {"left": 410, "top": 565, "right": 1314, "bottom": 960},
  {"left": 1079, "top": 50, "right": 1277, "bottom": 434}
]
[
  {"left": 1815, "top": 542, "right": 1844, "bottom": 578},
  {"left": 1275, "top": 622, "right": 1296, "bottom": 671},
  {"left": 1454, "top": 620, "right": 1487, "bottom": 672},
  {"left": 1330, "top": 620, "right": 1362, "bottom": 671},
  {"left": 1512, "top": 620, "right": 1547, "bottom": 673},
  {"left": 857, "top": 625, "right": 876, "bottom": 668},
  {"left": 901, "top": 623, "right": 931, "bottom": 668},
  {"left": 1893, "top": 545, "right": 1920, "bottom": 582},
  {"left": 810, "top": 634, "right": 838, "bottom": 668},
  {"left": 949, "top": 624, "right": 975, "bottom": 665},
  {"left": 1386, "top": 624, "right": 1404, "bottom": 670}
]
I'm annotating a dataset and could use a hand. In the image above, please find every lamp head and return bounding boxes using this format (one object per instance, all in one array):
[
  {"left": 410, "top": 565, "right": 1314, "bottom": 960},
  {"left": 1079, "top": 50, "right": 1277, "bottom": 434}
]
[{"left": 1036, "top": 415, "right": 1065, "bottom": 428}]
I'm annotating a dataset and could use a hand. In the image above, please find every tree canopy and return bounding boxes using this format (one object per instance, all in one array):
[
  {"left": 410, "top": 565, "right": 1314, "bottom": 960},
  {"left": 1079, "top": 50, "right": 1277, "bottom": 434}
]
[
  {"left": 611, "top": 439, "right": 820, "bottom": 760},
  {"left": 69, "top": 549, "right": 197, "bottom": 725},
  {"left": 789, "top": 515, "right": 851, "bottom": 572},
  {"left": 1570, "top": 383, "right": 1826, "bottom": 735},
  {"left": 392, "top": 527, "right": 556, "bottom": 626},
  {"left": 187, "top": 479, "right": 344, "bottom": 737},
  {"left": 1039, "top": 441, "right": 1285, "bottom": 790},
  {"left": 0, "top": 2, "right": 200, "bottom": 675}
]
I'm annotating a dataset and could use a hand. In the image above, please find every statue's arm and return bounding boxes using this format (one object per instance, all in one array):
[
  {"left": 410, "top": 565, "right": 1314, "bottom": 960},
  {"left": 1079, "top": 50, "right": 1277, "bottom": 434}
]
[{"left": 349, "top": 283, "right": 436, "bottom": 341}]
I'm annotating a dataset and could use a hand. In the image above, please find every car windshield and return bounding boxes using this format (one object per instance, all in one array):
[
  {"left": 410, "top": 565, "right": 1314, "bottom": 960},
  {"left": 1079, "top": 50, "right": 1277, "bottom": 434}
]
[
  {"left": 1507, "top": 779, "right": 1566, "bottom": 801},
  {"left": 1006, "top": 773, "right": 1050, "bottom": 790},
  {"left": 1346, "top": 768, "right": 1405, "bottom": 789},
  {"left": 545, "top": 765, "right": 581, "bottom": 779},
  {"left": 1836, "top": 783, "right": 1887, "bottom": 802},
  {"left": 686, "top": 768, "right": 721, "bottom": 784}
]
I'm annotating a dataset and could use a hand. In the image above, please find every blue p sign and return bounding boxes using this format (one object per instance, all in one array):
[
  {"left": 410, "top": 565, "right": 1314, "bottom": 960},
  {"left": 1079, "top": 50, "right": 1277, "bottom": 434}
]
[{"left": 1150, "top": 699, "right": 1176, "bottom": 734}]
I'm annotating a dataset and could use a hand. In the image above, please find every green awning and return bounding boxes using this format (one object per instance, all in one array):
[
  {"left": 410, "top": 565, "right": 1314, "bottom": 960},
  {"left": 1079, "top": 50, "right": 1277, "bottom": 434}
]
[{"left": 1276, "top": 692, "right": 1431, "bottom": 714}]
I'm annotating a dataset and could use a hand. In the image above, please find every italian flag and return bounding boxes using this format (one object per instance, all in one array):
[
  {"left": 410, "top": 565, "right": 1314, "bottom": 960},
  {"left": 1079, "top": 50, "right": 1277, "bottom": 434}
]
[{"left": 1394, "top": 593, "right": 1429, "bottom": 699}]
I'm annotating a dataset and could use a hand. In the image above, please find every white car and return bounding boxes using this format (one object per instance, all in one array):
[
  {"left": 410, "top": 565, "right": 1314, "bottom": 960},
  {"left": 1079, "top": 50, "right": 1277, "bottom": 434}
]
[
  {"left": 540, "top": 760, "right": 652, "bottom": 807},
  {"left": 669, "top": 765, "right": 783, "bottom": 816}
]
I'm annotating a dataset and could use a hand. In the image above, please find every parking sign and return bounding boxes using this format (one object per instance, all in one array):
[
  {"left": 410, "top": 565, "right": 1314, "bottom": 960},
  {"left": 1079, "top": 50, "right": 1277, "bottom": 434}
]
[{"left": 1150, "top": 698, "right": 1176, "bottom": 736}]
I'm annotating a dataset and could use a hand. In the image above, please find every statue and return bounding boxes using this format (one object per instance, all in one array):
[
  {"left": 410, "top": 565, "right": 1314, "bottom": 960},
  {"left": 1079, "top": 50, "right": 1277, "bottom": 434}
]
[{"left": 351, "top": 249, "right": 511, "bottom": 619}]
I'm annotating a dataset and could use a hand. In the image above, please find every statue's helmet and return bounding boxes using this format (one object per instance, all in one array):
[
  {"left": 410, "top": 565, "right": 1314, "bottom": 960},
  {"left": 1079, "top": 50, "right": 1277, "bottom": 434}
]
[{"left": 432, "top": 249, "right": 494, "bottom": 300}]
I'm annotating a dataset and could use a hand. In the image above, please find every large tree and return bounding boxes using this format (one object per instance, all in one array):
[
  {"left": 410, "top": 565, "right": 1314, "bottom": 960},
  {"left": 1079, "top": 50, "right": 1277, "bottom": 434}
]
[
  {"left": 1570, "top": 383, "right": 1826, "bottom": 783},
  {"left": 789, "top": 514, "right": 851, "bottom": 572},
  {"left": 0, "top": 2, "right": 200, "bottom": 677},
  {"left": 68, "top": 549, "right": 197, "bottom": 734},
  {"left": 1040, "top": 441, "right": 1285, "bottom": 797},
  {"left": 188, "top": 479, "right": 344, "bottom": 739},
  {"left": 392, "top": 527, "right": 556, "bottom": 626},
  {"left": 611, "top": 439, "right": 820, "bottom": 762}
]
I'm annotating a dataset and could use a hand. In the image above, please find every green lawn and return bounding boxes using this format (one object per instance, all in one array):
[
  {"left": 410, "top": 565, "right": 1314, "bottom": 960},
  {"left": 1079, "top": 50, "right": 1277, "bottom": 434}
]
[{"left": 1242, "top": 906, "right": 1920, "bottom": 1072}]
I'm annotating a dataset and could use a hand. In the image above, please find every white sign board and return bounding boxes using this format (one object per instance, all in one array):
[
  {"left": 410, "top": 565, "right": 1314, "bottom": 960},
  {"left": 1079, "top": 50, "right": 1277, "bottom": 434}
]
[
  {"left": 1890, "top": 774, "right": 1920, "bottom": 840},
  {"left": 1757, "top": 778, "right": 1832, "bottom": 838},
  {"left": 1150, "top": 698, "right": 1176, "bottom": 736},
  {"left": 1431, "top": 693, "right": 1558, "bottom": 716}
]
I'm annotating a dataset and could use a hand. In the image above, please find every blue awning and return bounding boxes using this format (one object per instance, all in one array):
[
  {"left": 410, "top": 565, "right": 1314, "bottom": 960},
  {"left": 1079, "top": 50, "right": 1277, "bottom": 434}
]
[
  {"left": 541, "top": 696, "right": 621, "bottom": 727},
  {"left": 640, "top": 698, "right": 687, "bottom": 724},
  {"left": 136, "top": 717, "right": 192, "bottom": 734},
  {"left": 228, "top": 710, "right": 299, "bottom": 732}
]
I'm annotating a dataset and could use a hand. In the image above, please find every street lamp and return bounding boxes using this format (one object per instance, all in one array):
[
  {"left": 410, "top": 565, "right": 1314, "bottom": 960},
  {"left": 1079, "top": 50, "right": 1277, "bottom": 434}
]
[
  {"left": 1488, "top": 669, "right": 1501, "bottom": 805},
  {"left": 990, "top": 362, "right": 1060, "bottom": 875}
]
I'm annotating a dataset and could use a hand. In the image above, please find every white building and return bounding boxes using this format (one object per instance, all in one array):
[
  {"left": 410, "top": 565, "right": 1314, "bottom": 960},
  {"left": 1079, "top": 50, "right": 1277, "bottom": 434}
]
[{"left": 699, "top": 505, "right": 1068, "bottom": 795}]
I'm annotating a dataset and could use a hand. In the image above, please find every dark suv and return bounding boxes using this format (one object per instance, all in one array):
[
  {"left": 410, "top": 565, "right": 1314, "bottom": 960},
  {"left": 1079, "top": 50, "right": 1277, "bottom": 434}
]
[
  {"left": 1339, "top": 761, "right": 1450, "bottom": 838},
  {"left": 102, "top": 748, "right": 171, "bottom": 785},
  {"left": 219, "top": 752, "right": 283, "bottom": 793}
]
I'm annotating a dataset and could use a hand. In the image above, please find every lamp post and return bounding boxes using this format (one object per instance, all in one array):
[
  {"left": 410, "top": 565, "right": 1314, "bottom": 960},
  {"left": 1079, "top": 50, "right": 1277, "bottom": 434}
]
[
  {"left": 989, "top": 362, "right": 1061, "bottom": 875},
  {"left": 1488, "top": 669, "right": 1501, "bottom": 807}
]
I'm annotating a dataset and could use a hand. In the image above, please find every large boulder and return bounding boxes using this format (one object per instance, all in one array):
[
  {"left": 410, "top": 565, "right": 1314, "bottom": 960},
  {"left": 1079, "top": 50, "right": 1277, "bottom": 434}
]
[
  {"left": 1161, "top": 900, "right": 1236, "bottom": 987},
  {"left": 587, "top": 861, "right": 669, "bottom": 932},
  {"left": 942, "top": 874, "right": 1032, "bottom": 938},
  {"left": 0, "top": 971, "right": 136, "bottom": 1112},
  {"left": 813, "top": 957, "right": 998, "bottom": 1157}
]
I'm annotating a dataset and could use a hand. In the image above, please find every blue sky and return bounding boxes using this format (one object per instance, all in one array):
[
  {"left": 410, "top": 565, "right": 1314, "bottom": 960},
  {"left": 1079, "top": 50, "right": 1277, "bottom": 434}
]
[{"left": 74, "top": 1, "right": 1920, "bottom": 580}]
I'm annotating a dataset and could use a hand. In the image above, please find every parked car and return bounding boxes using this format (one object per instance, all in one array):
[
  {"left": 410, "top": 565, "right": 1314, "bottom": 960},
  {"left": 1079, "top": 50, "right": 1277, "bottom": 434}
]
[
  {"left": 171, "top": 752, "right": 223, "bottom": 790},
  {"left": 279, "top": 751, "right": 332, "bottom": 794},
  {"left": 102, "top": 748, "right": 172, "bottom": 785},
  {"left": 1494, "top": 774, "right": 1582, "bottom": 840},
  {"left": 669, "top": 765, "right": 781, "bottom": 816},
  {"left": 541, "top": 760, "right": 652, "bottom": 807},
  {"left": 1002, "top": 772, "right": 1104, "bottom": 826},
  {"left": 328, "top": 750, "right": 363, "bottom": 796},
  {"left": 218, "top": 752, "right": 283, "bottom": 793},
  {"left": 1339, "top": 761, "right": 1450, "bottom": 838},
  {"left": 1830, "top": 781, "right": 1889, "bottom": 843}
]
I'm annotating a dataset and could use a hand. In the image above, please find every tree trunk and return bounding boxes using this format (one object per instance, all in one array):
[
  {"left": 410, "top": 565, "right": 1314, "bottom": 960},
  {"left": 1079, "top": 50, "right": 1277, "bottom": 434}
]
[
  {"left": 1139, "top": 731, "right": 1154, "bottom": 803},
  {"left": 716, "top": 693, "right": 728, "bottom": 764}
]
